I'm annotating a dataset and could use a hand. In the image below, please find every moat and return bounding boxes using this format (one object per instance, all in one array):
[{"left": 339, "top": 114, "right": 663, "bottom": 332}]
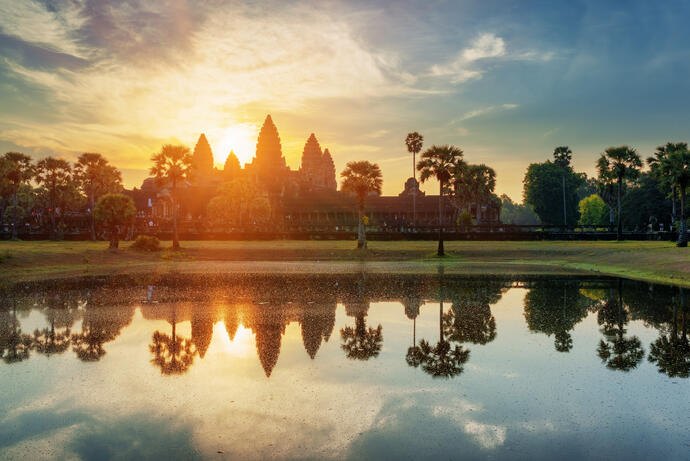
[{"left": 1, "top": 273, "right": 688, "bottom": 460}]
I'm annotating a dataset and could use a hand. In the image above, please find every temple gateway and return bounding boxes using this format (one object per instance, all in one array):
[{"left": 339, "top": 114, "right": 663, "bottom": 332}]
[{"left": 126, "top": 115, "right": 500, "bottom": 232}]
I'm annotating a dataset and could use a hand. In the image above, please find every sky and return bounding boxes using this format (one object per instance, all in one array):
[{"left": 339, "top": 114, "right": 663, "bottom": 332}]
[{"left": 1, "top": 0, "right": 690, "bottom": 200}]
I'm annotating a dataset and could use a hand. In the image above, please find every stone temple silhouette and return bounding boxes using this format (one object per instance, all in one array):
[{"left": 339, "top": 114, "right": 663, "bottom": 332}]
[{"left": 125, "top": 114, "right": 500, "bottom": 230}]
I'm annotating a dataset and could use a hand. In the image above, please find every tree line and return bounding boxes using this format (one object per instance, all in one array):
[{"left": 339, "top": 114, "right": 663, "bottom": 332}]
[
  {"left": 2, "top": 136, "right": 688, "bottom": 250},
  {"left": 522, "top": 143, "right": 690, "bottom": 247}
]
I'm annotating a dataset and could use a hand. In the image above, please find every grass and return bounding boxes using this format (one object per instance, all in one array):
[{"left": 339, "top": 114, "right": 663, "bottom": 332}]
[{"left": 0, "top": 240, "right": 688, "bottom": 287}]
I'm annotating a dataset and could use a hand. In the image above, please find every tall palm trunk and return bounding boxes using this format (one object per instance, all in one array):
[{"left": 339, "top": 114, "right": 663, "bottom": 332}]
[
  {"left": 562, "top": 174, "right": 567, "bottom": 227},
  {"left": 438, "top": 181, "right": 444, "bottom": 256},
  {"left": 11, "top": 188, "right": 18, "bottom": 240},
  {"left": 89, "top": 192, "right": 96, "bottom": 241},
  {"left": 172, "top": 180, "right": 180, "bottom": 249},
  {"left": 412, "top": 153, "right": 416, "bottom": 228},
  {"left": 678, "top": 183, "right": 687, "bottom": 247},
  {"left": 357, "top": 198, "right": 366, "bottom": 249},
  {"left": 49, "top": 183, "right": 57, "bottom": 241},
  {"left": 672, "top": 185, "right": 678, "bottom": 223},
  {"left": 617, "top": 177, "right": 623, "bottom": 241}
]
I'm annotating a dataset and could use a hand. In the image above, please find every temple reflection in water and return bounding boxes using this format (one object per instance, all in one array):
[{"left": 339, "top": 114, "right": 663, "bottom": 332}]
[{"left": 0, "top": 274, "right": 688, "bottom": 379}]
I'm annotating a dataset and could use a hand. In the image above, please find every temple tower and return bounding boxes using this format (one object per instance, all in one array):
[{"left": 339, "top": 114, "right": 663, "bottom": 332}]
[
  {"left": 322, "top": 148, "right": 337, "bottom": 191},
  {"left": 300, "top": 133, "right": 324, "bottom": 186},
  {"left": 192, "top": 133, "right": 214, "bottom": 177}
]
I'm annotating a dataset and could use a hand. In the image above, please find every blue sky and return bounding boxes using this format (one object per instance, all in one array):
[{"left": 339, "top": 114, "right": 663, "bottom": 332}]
[{"left": 1, "top": 0, "right": 689, "bottom": 198}]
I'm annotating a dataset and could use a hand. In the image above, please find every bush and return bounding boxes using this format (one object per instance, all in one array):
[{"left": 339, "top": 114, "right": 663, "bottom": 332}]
[{"left": 131, "top": 235, "right": 161, "bottom": 252}]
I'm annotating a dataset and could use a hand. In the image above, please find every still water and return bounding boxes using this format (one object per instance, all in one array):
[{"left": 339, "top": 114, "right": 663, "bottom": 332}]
[{"left": 1, "top": 273, "right": 688, "bottom": 460}]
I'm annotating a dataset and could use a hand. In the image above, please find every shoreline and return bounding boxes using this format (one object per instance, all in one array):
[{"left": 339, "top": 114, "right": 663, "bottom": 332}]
[{"left": 0, "top": 240, "right": 688, "bottom": 287}]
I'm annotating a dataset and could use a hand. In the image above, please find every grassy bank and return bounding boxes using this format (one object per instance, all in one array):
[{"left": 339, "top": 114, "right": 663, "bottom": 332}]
[{"left": 0, "top": 240, "right": 688, "bottom": 287}]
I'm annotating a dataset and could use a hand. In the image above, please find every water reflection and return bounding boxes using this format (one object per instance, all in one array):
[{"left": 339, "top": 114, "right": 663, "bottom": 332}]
[{"left": 0, "top": 275, "right": 687, "bottom": 382}]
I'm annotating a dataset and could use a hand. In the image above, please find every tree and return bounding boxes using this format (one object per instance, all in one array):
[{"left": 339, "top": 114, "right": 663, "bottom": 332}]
[
  {"left": 207, "top": 178, "right": 269, "bottom": 228},
  {"left": 524, "top": 161, "right": 582, "bottom": 226},
  {"left": 405, "top": 132, "right": 424, "bottom": 226},
  {"left": 621, "top": 173, "right": 672, "bottom": 231},
  {"left": 499, "top": 194, "right": 540, "bottom": 225},
  {"left": 340, "top": 161, "right": 382, "bottom": 249},
  {"left": 1, "top": 152, "right": 33, "bottom": 239},
  {"left": 150, "top": 145, "right": 192, "bottom": 249},
  {"left": 453, "top": 163, "right": 496, "bottom": 224},
  {"left": 524, "top": 281, "right": 590, "bottom": 352},
  {"left": 596, "top": 146, "right": 642, "bottom": 241},
  {"left": 553, "top": 146, "right": 573, "bottom": 225},
  {"left": 651, "top": 144, "right": 690, "bottom": 247},
  {"left": 73, "top": 153, "right": 122, "bottom": 241},
  {"left": 417, "top": 145, "right": 465, "bottom": 256},
  {"left": 94, "top": 193, "right": 136, "bottom": 249},
  {"left": 578, "top": 194, "right": 609, "bottom": 227},
  {"left": 34, "top": 157, "right": 73, "bottom": 240},
  {"left": 648, "top": 142, "right": 684, "bottom": 223},
  {"left": 647, "top": 288, "right": 689, "bottom": 378}
]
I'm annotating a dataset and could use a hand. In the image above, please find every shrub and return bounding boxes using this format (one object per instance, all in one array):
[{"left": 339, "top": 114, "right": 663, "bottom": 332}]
[{"left": 131, "top": 235, "right": 161, "bottom": 252}]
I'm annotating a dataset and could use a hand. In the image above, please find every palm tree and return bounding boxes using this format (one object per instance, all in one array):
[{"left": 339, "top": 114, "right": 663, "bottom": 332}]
[
  {"left": 34, "top": 157, "right": 73, "bottom": 240},
  {"left": 553, "top": 146, "right": 573, "bottom": 226},
  {"left": 2, "top": 152, "right": 33, "bottom": 240},
  {"left": 417, "top": 145, "right": 465, "bottom": 256},
  {"left": 596, "top": 146, "right": 642, "bottom": 241},
  {"left": 405, "top": 132, "right": 424, "bottom": 226},
  {"left": 340, "top": 161, "right": 382, "bottom": 249},
  {"left": 150, "top": 145, "right": 193, "bottom": 249},
  {"left": 653, "top": 144, "right": 690, "bottom": 247},
  {"left": 73, "top": 153, "right": 122, "bottom": 241}
]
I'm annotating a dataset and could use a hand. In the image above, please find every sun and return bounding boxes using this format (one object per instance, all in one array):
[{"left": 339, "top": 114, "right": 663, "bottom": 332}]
[{"left": 215, "top": 124, "right": 259, "bottom": 167}]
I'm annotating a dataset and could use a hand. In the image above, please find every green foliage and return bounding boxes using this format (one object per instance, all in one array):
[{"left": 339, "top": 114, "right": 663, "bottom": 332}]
[
  {"left": 523, "top": 161, "right": 582, "bottom": 225},
  {"left": 2, "top": 205, "right": 25, "bottom": 224},
  {"left": 94, "top": 193, "right": 136, "bottom": 228},
  {"left": 621, "top": 173, "right": 673, "bottom": 230},
  {"left": 405, "top": 132, "right": 424, "bottom": 155},
  {"left": 341, "top": 161, "right": 383, "bottom": 203},
  {"left": 578, "top": 194, "right": 609, "bottom": 227},
  {"left": 553, "top": 146, "right": 572, "bottom": 168},
  {"left": 457, "top": 210, "right": 472, "bottom": 229},
  {"left": 207, "top": 178, "right": 270, "bottom": 227},
  {"left": 131, "top": 235, "right": 161, "bottom": 252},
  {"left": 416, "top": 145, "right": 465, "bottom": 185},
  {"left": 453, "top": 163, "right": 496, "bottom": 209},
  {"left": 499, "top": 194, "right": 540, "bottom": 225}
]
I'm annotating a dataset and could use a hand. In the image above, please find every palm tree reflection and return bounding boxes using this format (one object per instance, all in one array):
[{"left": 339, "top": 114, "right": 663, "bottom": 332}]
[
  {"left": 149, "top": 305, "right": 197, "bottom": 375},
  {"left": 0, "top": 304, "right": 32, "bottom": 364},
  {"left": 341, "top": 275, "right": 383, "bottom": 361},
  {"left": 407, "top": 268, "right": 470, "bottom": 378},
  {"left": 597, "top": 280, "right": 644, "bottom": 371},
  {"left": 648, "top": 288, "right": 690, "bottom": 378}
]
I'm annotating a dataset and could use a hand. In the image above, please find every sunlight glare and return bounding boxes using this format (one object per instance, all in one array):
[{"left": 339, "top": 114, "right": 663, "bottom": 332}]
[{"left": 215, "top": 124, "right": 259, "bottom": 167}]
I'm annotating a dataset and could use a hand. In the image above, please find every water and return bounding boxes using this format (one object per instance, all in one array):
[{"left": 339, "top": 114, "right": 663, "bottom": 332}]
[{"left": 0, "top": 273, "right": 688, "bottom": 460}]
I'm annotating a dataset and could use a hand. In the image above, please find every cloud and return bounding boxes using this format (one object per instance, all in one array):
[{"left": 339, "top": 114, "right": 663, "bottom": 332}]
[
  {"left": 0, "top": 2, "right": 421, "bottom": 168},
  {"left": 462, "top": 33, "right": 506, "bottom": 62},
  {"left": 458, "top": 104, "right": 519, "bottom": 121},
  {"left": 0, "top": 0, "right": 90, "bottom": 59},
  {"left": 430, "top": 32, "right": 553, "bottom": 84}
]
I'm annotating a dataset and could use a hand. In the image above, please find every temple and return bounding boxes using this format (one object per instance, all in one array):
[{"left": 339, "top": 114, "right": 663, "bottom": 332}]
[{"left": 126, "top": 115, "right": 500, "bottom": 231}]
